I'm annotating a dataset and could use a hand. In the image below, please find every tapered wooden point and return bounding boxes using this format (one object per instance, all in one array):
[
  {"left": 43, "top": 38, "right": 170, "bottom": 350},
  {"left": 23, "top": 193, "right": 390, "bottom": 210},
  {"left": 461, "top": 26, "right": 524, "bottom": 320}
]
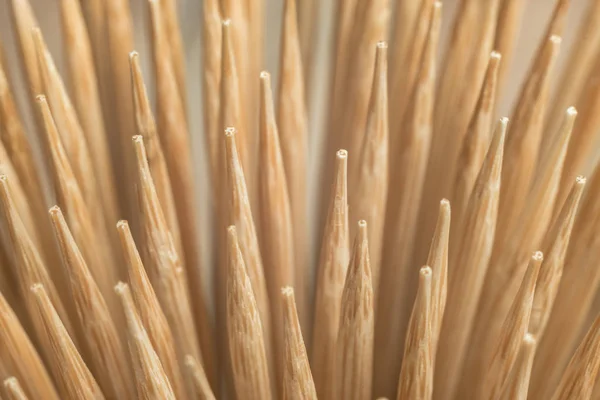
[
  {"left": 4, "top": 377, "right": 29, "bottom": 400},
  {"left": 337, "top": 149, "right": 348, "bottom": 159}
]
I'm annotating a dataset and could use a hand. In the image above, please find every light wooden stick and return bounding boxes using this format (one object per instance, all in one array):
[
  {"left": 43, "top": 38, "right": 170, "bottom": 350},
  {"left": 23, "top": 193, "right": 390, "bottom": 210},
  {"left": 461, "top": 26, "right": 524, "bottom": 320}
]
[
  {"left": 461, "top": 107, "right": 575, "bottom": 397},
  {"left": 277, "top": 0, "right": 310, "bottom": 334},
  {"left": 184, "top": 355, "right": 216, "bottom": 400},
  {"left": 311, "top": 149, "right": 349, "bottom": 400},
  {"left": 7, "top": 0, "right": 44, "bottom": 135},
  {"left": 389, "top": 0, "right": 435, "bottom": 144},
  {"left": 281, "top": 287, "right": 317, "bottom": 400},
  {"left": 36, "top": 95, "right": 119, "bottom": 315},
  {"left": 116, "top": 221, "right": 189, "bottom": 400},
  {"left": 259, "top": 71, "right": 295, "bottom": 394},
  {"left": 30, "top": 283, "right": 105, "bottom": 400},
  {"left": 0, "top": 175, "right": 76, "bottom": 340},
  {"left": 158, "top": 0, "right": 187, "bottom": 110},
  {"left": 531, "top": 162, "right": 600, "bottom": 398},
  {"left": 3, "top": 378, "right": 29, "bottom": 400},
  {"left": 59, "top": 0, "right": 120, "bottom": 231},
  {"left": 201, "top": 0, "right": 222, "bottom": 205},
  {"left": 104, "top": 0, "right": 136, "bottom": 216},
  {"left": 129, "top": 51, "right": 182, "bottom": 258},
  {"left": 226, "top": 226, "right": 273, "bottom": 400},
  {"left": 493, "top": 0, "right": 526, "bottom": 98},
  {"left": 32, "top": 29, "right": 106, "bottom": 235},
  {"left": 373, "top": 6, "right": 440, "bottom": 396},
  {"left": 349, "top": 41, "right": 388, "bottom": 293},
  {"left": 451, "top": 52, "right": 501, "bottom": 228},
  {"left": 434, "top": 119, "right": 506, "bottom": 400},
  {"left": 48, "top": 206, "right": 135, "bottom": 399},
  {"left": 551, "top": 314, "right": 600, "bottom": 400},
  {"left": 132, "top": 135, "right": 208, "bottom": 378},
  {"left": 296, "top": 0, "right": 317, "bottom": 94},
  {"left": 415, "top": 0, "right": 499, "bottom": 271},
  {"left": 500, "top": 333, "right": 537, "bottom": 400},
  {"left": 529, "top": 177, "right": 586, "bottom": 337},
  {"left": 397, "top": 266, "right": 433, "bottom": 400},
  {"left": 0, "top": 291, "right": 59, "bottom": 400},
  {"left": 478, "top": 252, "right": 543, "bottom": 400},
  {"left": 335, "top": 221, "right": 374, "bottom": 400},
  {"left": 115, "top": 282, "right": 176, "bottom": 400},
  {"left": 494, "top": 34, "right": 562, "bottom": 255}
]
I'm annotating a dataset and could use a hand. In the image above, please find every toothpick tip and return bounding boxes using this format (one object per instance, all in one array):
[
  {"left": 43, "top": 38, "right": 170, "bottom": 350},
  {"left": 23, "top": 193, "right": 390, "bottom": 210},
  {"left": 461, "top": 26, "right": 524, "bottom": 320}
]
[
  {"left": 532, "top": 251, "right": 544, "bottom": 262},
  {"left": 260, "top": 71, "right": 270, "bottom": 79},
  {"left": 490, "top": 51, "right": 502, "bottom": 60},
  {"left": 225, "top": 127, "right": 236, "bottom": 137},
  {"left": 281, "top": 286, "right": 294, "bottom": 297},
  {"left": 576, "top": 175, "right": 586, "bottom": 185},
  {"left": 114, "top": 281, "right": 127, "bottom": 294},
  {"left": 48, "top": 205, "right": 60, "bottom": 215},
  {"left": 223, "top": 19, "right": 231, "bottom": 27},
  {"left": 566, "top": 106, "right": 577, "bottom": 116},
  {"left": 550, "top": 35, "right": 562, "bottom": 44},
  {"left": 132, "top": 135, "right": 143, "bottom": 143},
  {"left": 30, "top": 282, "right": 43, "bottom": 293},
  {"left": 420, "top": 265, "right": 433, "bottom": 276},
  {"left": 524, "top": 333, "right": 536, "bottom": 345},
  {"left": 35, "top": 94, "right": 46, "bottom": 102},
  {"left": 376, "top": 41, "right": 388, "bottom": 49},
  {"left": 337, "top": 149, "right": 348, "bottom": 159},
  {"left": 116, "top": 220, "right": 128, "bottom": 230}
]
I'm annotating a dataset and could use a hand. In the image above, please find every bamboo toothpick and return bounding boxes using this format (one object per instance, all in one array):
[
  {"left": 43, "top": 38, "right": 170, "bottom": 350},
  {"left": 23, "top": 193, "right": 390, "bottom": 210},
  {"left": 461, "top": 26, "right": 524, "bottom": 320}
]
[
  {"left": 129, "top": 52, "right": 182, "bottom": 258},
  {"left": 115, "top": 282, "right": 176, "bottom": 400},
  {"left": 349, "top": 41, "right": 388, "bottom": 293},
  {"left": 281, "top": 287, "right": 317, "bottom": 400},
  {"left": 48, "top": 206, "right": 134, "bottom": 399},
  {"left": 59, "top": 0, "right": 120, "bottom": 232},
  {"left": 451, "top": 52, "right": 501, "bottom": 227},
  {"left": 493, "top": 0, "right": 526, "bottom": 96},
  {"left": 550, "top": 314, "right": 600, "bottom": 400},
  {"left": 335, "top": 221, "right": 374, "bottom": 400},
  {"left": 434, "top": 119, "right": 506, "bottom": 400},
  {"left": 258, "top": 71, "right": 295, "bottom": 394},
  {"left": 0, "top": 290, "right": 59, "bottom": 400},
  {"left": 226, "top": 226, "right": 273, "bottom": 400},
  {"left": 477, "top": 252, "right": 543, "bottom": 400},
  {"left": 30, "top": 283, "right": 105, "bottom": 400},
  {"left": 184, "top": 356, "right": 216, "bottom": 400},
  {"left": 311, "top": 149, "right": 349, "bottom": 400},
  {"left": 0, "top": 175, "right": 76, "bottom": 340},
  {"left": 158, "top": 0, "right": 187, "bottom": 110},
  {"left": 116, "top": 221, "right": 189, "bottom": 400},
  {"left": 277, "top": 0, "right": 309, "bottom": 334},
  {"left": 397, "top": 266, "right": 433, "bottom": 400},
  {"left": 3, "top": 378, "right": 29, "bottom": 400},
  {"left": 500, "top": 333, "right": 537, "bottom": 400},
  {"left": 374, "top": 6, "right": 440, "bottom": 396}
]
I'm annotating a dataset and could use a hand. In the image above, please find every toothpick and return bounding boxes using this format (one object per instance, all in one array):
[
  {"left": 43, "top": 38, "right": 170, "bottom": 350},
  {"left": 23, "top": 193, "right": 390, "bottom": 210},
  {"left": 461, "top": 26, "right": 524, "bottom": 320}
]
[
  {"left": 349, "top": 41, "right": 388, "bottom": 293},
  {"left": 201, "top": 0, "right": 222, "bottom": 206},
  {"left": 3, "top": 377, "right": 29, "bottom": 400},
  {"left": 530, "top": 162, "right": 600, "bottom": 398},
  {"left": 451, "top": 52, "right": 501, "bottom": 228},
  {"left": 32, "top": 29, "right": 107, "bottom": 235},
  {"left": 311, "top": 150, "right": 349, "bottom": 400},
  {"left": 416, "top": 0, "right": 500, "bottom": 271},
  {"left": 277, "top": 0, "right": 310, "bottom": 335},
  {"left": 529, "top": 177, "right": 586, "bottom": 337},
  {"left": 259, "top": 72, "right": 295, "bottom": 394},
  {"left": 335, "top": 221, "right": 374, "bottom": 400},
  {"left": 59, "top": 0, "right": 120, "bottom": 232},
  {"left": 158, "top": 0, "right": 187, "bottom": 110},
  {"left": 30, "top": 283, "right": 105, "bottom": 400},
  {"left": 115, "top": 282, "right": 176, "bottom": 400},
  {"left": 434, "top": 119, "right": 506, "bottom": 399},
  {"left": 500, "top": 333, "right": 537, "bottom": 400},
  {"left": 374, "top": 6, "right": 440, "bottom": 396},
  {"left": 551, "top": 314, "right": 600, "bottom": 400},
  {"left": 132, "top": 135, "right": 213, "bottom": 389},
  {"left": 282, "top": 287, "right": 317, "bottom": 400},
  {"left": 493, "top": 0, "right": 526, "bottom": 97},
  {"left": 296, "top": 0, "right": 317, "bottom": 94},
  {"left": 129, "top": 51, "right": 183, "bottom": 259},
  {"left": 463, "top": 108, "right": 575, "bottom": 389},
  {"left": 48, "top": 206, "right": 135, "bottom": 399},
  {"left": 477, "top": 252, "right": 543, "bottom": 400},
  {"left": 0, "top": 291, "right": 59, "bottom": 400},
  {"left": 226, "top": 226, "right": 273, "bottom": 399},
  {"left": 104, "top": 0, "right": 136, "bottom": 216},
  {"left": 36, "top": 95, "right": 119, "bottom": 316},
  {"left": 396, "top": 266, "right": 433, "bottom": 400},
  {"left": 116, "top": 221, "right": 189, "bottom": 400},
  {"left": 223, "top": 127, "right": 273, "bottom": 383},
  {"left": 0, "top": 175, "right": 76, "bottom": 341},
  {"left": 184, "top": 355, "right": 216, "bottom": 400}
]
